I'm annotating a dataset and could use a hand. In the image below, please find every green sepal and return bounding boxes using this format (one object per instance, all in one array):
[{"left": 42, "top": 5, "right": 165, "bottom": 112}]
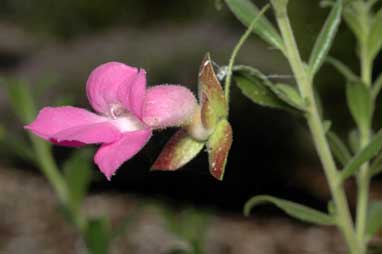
[
  {"left": 207, "top": 119, "right": 233, "bottom": 180},
  {"left": 152, "top": 129, "right": 204, "bottom": 171},
  {"left": 198, "top": 54, "right": 228, "bottom": 129},
  {"left": 244, "top": 195, "right": 336, "bottom": 225}
]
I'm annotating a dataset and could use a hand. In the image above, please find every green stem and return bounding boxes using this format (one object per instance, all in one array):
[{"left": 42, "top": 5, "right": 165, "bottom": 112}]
[
  {"left": 225, "top": 4, "right": 270, "bottom": 104},
  {"left": 29, "top": 135, "right": 69, "bottom": 204},
  {"left": 355, "top": 42, "right": 372, "bottom": 254},
  {"left": 272, "top": 3, "right": 359, "bottom": 253}
]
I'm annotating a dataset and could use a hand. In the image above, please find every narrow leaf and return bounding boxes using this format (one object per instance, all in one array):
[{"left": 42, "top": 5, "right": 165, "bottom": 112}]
[
  {"left": 372, "top": 72, "right": 382, "bottom": 99},
  {"left": 343, "top": 2, "right": 365, "bottom": 42},
  {"left": 309, "top": 0, "right": 342, "bottom": 76},
  {"left": 207, "top": 119, "right": 233, "bottom": 180},
  {"left": 368, "top": 8, "right": 382, "bottom": 60},
  {"left": 273, "top": 83, "right": 306, "bottom": 110},
  {"left": 63, "top": 149, "right": 93, "bottom": 211},
  {"left": 340, "top": 129, "right": 382, "bottom": 181},
  {"left": 370, "top": 152, "right": 382, "bottom": 177},
  {"left": 366, "top": 202, "right": 382, "bottom": 237},
  {"left": 327, "top": 131, "right": 352, "bottom": 167},
  {"left": 233, "top": 66, "right": 291, "bottom": 109},
  {"left": 225, "top": 0, "right": 285, "bottom": 52},
  {"left": 326, "top": 57, "right": 359, "bottom": 82},
  {"left": 346, "top": 81, "right": 372, "bottom": 131},
  {"left": 152, "top": 129, "right": 204, "bottom": 171},
  {"left": 85, "top": 217, "right": 110, "bottom": 254},
  {"left": 244, "top": 195, "right": 336, "bottom": 225}
]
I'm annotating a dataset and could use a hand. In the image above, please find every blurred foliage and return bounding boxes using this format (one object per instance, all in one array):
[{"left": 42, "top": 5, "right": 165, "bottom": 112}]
[{"left": 0, "top": 0, "right": 217, "bottom": 39}]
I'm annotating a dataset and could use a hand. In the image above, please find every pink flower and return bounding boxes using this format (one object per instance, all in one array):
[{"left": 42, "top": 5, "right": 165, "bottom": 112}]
[{"left": 25, "top": 62, "right": 197, "bottom": 180}]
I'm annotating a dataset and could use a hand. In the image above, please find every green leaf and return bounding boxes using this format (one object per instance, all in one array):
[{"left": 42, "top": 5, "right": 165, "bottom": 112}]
[
  {"left": 340, "top": 129, "right": 382, "bottom": 181},
  {"left": 370, "top": 152, "right": 382, "bottom": 177},
  {"left": 326, "top": 57, "right": 359, "bottom": 82},
  {"left": 348, "top": 129, "right": 361, "bottom": 154},
  {"left": 343, "top": 1, "right": 366, "bottom": 42},
  {"left": 3, "top": 78, "right": 37, "bottom": 124},
  {"left": 85, "top": 217, "right": 110, "bottom": 254},
  {"left": 273, "top": 83, "right": 306, "bottom": 110},
  {"left": 327, "top": 131, "right": 352, "bottom": 167},
  {"left": 368, "top": 8, "right": 382, "bottom": 60},
  {"left": 233, "top": 66, "right": 291, "bottom": 109},
  {"left": 372, "top": 72, "right": 382, "bottom": 99},
  {"left": 225, "top": 0, "right": 285, "bottom": 53},
  {"left": 244, "top": 195, "right": 336, "bottom": 225},
  {"left": 152, "top": 129, "right": 204, "bottom": 171},
  {"left": 207, "top": 119, "right": 233, "bottom": 180},
  {"left": 63, "top": 149, "right": 93, "bottom": 211},
  {"left": 323, "top": 120, "right": 332, "bottom": 133},
  {"left": 346, "top": 81, "right": 372, "bottom": 131},
  {"left": 366, "top": 202, "right": 382, "bottom": 237},
  {"left": 309, "top": 0, "right": 342, "bottom": 76}
]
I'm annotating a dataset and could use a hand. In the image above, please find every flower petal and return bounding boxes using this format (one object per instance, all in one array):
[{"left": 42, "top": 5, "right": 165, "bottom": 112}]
[
  {"left": 25, "top": 106, "right": 121, "bottom": 146},
  {"left": 86, "top": 62, "right": 146, "bottom": 117},
  {"left": 94, "top": 129, "right": 152, "bottom": 180},
  {"left": 142, "top": 85, "right": 197, "bottom": 129}
]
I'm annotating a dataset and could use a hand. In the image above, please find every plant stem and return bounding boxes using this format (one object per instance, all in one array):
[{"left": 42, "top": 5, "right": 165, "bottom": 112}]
[
  {"left": 272, "top": 3, "right": 359, "bottom": 253},
  {"left": 355, "top": 42, "right": 372, "bottom": 253},
  {"left": 30, "top": 135, "right": 69, "bottom": 204}
]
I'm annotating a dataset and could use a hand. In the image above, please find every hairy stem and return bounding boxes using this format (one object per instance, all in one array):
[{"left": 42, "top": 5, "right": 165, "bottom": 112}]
[{"left": 271, "top": 2, "right": 359, "bottom": 253}]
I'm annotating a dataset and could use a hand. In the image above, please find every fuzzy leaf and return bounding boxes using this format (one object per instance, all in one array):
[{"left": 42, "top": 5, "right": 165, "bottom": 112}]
[
  {"left": 225, "top": 0, "right": 285, "bottom": 52},
  {"left": 152, "top": 129, "right": 204, "bottom": 171},
  {"left": 198, "top": 54, "right": 228, "bottom": 129},
  {"left": 309, "top": 0, "right": 342, "bottom": 76},
  {"left": 346, "top": 81, "right": 372, "bottom": 131},
  {"left": 273, "top": 83, "right": 305, "bottom": 110},
  {"left": 233, "top": 66, "right": 290, "bottom": 109},
  {"left": 340, "top": 129, "right": 382, "bottom": 181},
  {"left": 244, "top": 195, "right": 336, "bottom": 225},
  {"left": 207, "top": 119, "right": 233, "bottom": 180}
]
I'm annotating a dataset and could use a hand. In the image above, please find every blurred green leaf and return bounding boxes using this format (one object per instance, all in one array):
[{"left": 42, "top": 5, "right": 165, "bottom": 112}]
[
  {"left": 85, "top": 217, "right": 110, "bottom": 254},
  {"left": 323, "top": 120, "right": 332, "bottom": 133},
  {"left": 63, "top": 149, "right": 93, "bottom": 211},
  {"left": 3, "top": 78, "right": 37, "bottom": 124},
  {"left": 0, "top": 136, "right": 36, "bottom": 163},
  {"left": 326, "top": 57, "right": 359, "bottom": 82},
  {"left": 327, "top": 131, "right": 352, "bottom": 167},
  {"left": 309, "top": 0, "right": 342, "bottom": 76},
  {"left": 225, "top": 0, "right": 285, "bottom": 53},
  {"left": 273, "top": 83, "right": 306, "bottom": 110},
  {"left": 366, "top": 202, "right": 382, "bottom": 238},
  {"left": 372, "top": 72, "right": 382, "bottom": 99},
  {"left": 244, "top": 195, "right": 336, "bottom": 225},
  {"left": 343, "top": 1, "right": 367, "bottom": 42},
  {"left": 340, "top": 129, "right": 382, "bottom": 181},
  {"left": 346, "top": 81, "right": 372, "bottom": 131},
  {"left": 370, "top": 151, "right": 382, "bottom": 177},
  {"left": 368, "top": 8, "right": 382, "bottom": 60},
  {"left": 349, "top": 129, "right": 361, "bottom": 154}
]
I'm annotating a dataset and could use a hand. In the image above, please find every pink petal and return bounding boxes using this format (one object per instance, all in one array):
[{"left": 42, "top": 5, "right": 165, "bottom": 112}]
[
  {"left": 142, "top": 85, "right": 197, "bottom": 129},
  {"left": 25, "top": 106, "right": 121, "bottom": 146},
  {"left": 94, "top": 129, "right": 152, "bottom": 180},
  {"left": 86, "top": 62, "right": 146, "bottom": 118}
]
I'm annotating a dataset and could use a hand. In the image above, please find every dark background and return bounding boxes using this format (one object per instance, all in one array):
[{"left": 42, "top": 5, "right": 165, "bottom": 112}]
[{"left": 0, "top": 0, "right": 372, "bottom": 215}]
